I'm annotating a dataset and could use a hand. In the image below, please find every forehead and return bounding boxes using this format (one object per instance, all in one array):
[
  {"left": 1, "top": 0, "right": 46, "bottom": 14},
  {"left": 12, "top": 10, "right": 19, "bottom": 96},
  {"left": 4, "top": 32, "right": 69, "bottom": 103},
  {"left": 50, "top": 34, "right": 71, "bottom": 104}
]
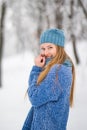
[{"left": 40, "top": 43, "right": 56, "bottom": 48}]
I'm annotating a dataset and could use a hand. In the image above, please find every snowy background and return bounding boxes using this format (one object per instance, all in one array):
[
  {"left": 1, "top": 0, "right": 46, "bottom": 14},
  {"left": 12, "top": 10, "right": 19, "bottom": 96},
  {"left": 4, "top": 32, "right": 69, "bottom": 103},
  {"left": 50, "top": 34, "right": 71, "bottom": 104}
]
[
  {"left": 0, "top": 0, "right": 87, "bottom": 130},
  {"left": 0, "top": 42, "right": 87, "bottom": 130}
]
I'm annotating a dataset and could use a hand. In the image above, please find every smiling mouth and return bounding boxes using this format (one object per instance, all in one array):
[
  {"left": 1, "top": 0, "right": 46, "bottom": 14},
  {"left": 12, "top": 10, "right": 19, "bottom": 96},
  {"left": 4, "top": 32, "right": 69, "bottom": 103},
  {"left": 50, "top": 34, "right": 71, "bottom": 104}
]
[
  {"left": 45, "top": 56, "right": 53, "bottom": 59},
  {"left": 41, "top": 54, "right": 54, "bottom": 59}
]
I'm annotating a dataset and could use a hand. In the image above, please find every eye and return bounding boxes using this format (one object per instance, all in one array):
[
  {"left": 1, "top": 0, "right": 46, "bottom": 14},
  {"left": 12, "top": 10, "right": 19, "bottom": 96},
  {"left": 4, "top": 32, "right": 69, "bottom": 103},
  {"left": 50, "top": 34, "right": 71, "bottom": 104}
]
[
  {"left": 48, "top": 47, "right": 53, "bottom": 49},
  {"left": 41, "top": 48, "right": 45, "bottom": 51}
]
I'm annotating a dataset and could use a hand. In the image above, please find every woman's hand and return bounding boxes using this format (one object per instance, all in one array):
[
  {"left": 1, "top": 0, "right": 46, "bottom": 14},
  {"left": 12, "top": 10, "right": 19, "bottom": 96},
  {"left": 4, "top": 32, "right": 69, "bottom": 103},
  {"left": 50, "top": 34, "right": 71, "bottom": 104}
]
[{"left": 34, "top": 55, "right": 45, "bottom": 68}]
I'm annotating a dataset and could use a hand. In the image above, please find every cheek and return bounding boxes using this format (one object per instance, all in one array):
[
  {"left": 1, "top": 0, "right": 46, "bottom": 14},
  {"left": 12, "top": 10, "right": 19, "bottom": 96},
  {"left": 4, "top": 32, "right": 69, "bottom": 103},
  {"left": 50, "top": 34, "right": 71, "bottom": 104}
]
[
  {"left": 40, "top": 50, "right": 44, "bottom": 55},
  {"left": 52, "top": 49, "right": 57, "bottom": 56}
]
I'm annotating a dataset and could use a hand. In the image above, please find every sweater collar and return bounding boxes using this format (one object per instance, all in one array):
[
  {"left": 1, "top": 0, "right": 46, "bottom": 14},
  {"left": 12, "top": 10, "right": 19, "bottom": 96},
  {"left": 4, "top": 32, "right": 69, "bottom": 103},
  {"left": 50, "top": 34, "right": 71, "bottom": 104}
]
[
  {"left": 45, "top": 57, "right": 53, "bottom": 65},
  {"left": 45, "top": 58, "right": 72, "bottom": 67},
  {"left": 63, "top": 59, "right": 72, "bottom": 67}
]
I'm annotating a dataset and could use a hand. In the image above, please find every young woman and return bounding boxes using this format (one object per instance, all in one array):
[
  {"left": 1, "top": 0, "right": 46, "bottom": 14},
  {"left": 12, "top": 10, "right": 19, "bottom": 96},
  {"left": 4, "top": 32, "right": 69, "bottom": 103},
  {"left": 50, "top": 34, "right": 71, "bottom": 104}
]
[{"left": 22, "top": 28, "right": 75, "bottom": 130}]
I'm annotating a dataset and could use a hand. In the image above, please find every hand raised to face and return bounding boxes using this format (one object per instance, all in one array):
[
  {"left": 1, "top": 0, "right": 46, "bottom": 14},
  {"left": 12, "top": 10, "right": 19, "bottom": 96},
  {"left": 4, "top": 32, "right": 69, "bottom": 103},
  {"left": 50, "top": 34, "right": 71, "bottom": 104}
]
[{"left": 34, "top": 54, "right": 46, "bottom": 68}]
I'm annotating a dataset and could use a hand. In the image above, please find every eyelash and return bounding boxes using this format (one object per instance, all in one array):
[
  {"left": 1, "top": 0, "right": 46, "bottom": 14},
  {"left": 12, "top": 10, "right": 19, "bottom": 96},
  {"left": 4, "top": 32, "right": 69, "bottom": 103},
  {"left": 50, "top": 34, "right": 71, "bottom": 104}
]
[
  {"left": 48, "top": 47, "right": 52, "bottom": 49},
  {"left": 41, "top": 47, "right": 53, "bottom": 51}
]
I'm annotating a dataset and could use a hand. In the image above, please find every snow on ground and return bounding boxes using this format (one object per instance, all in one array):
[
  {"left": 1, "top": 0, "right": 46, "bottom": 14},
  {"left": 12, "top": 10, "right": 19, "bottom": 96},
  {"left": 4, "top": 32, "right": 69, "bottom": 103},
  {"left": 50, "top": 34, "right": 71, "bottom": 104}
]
[
  {"left": 0, "top": 51, "right": 34, "bottom": 130},
  {"left": 0, "top": 42, "right": 87, "bottom": 130}
]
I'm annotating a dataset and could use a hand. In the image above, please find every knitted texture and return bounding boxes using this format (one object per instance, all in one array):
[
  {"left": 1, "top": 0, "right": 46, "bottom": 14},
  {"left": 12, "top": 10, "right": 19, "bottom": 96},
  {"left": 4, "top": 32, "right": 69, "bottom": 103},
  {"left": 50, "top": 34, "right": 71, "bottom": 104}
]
[
  {"left": 22, "top": 63, "right": 72, "bottom": 130},
  {"left": 40, "top": 28, "right": 65, "bottom": 47}
]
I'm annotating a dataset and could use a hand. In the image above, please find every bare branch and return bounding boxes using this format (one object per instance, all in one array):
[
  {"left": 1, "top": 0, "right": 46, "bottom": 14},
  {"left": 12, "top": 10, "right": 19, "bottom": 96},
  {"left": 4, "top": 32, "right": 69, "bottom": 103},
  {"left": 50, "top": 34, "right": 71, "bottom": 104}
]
[
  {"left": 0, "top": 2, "right": 6, "bottom": 87},
  {"left": 78, "top": 0, "right": 87, "bottom": 18}
]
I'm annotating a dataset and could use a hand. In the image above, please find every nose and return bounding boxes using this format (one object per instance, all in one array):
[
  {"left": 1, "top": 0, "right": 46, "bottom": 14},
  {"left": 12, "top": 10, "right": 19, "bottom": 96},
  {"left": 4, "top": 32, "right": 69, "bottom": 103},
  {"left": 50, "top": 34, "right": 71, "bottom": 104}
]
[
  {"left": 40, "top": 49, "right": 49, "bottom": 57},
  {"left": 44, "top": 50, "right": 49, "bottom": 56}
]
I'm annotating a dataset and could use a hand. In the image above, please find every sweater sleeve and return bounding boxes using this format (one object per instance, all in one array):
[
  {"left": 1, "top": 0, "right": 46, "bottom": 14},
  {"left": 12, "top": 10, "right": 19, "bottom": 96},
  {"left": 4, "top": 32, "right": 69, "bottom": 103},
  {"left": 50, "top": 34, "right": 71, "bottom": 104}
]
[{"left": 27, "top": 64, "right": 62, "bottom": 107}]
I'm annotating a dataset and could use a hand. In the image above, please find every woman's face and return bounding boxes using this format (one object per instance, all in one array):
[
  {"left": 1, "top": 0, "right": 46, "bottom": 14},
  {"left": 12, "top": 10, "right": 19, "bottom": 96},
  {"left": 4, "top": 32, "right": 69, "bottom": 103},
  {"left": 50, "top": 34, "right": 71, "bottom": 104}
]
[{"left": 40, "top": 43, "right": 57, "bottom": 58}]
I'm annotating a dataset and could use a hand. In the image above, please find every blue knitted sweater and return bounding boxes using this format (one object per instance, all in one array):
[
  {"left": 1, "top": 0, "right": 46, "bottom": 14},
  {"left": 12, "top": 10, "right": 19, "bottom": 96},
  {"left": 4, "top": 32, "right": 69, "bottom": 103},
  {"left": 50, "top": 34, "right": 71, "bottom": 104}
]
[{"left": 22, "top": 62, "right": 72, "bottom": 130}]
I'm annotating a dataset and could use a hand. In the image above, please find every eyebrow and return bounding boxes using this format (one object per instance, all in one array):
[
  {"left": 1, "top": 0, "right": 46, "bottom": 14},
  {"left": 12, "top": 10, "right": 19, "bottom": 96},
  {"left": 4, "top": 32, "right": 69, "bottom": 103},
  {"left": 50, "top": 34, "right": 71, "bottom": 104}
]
[
  {"left": 47, "top": 45, "right": 52, "bottom": 47},
  {"left": 40, "top": 45, "right": 52, "bottom": 48}
]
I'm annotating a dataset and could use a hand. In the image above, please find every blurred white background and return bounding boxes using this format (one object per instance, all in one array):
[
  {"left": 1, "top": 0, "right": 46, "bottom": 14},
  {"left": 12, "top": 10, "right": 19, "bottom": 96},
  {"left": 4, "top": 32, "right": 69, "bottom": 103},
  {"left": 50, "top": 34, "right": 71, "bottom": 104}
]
[{"left": 0, "top": 0, "right": 87, "bottom": 130}]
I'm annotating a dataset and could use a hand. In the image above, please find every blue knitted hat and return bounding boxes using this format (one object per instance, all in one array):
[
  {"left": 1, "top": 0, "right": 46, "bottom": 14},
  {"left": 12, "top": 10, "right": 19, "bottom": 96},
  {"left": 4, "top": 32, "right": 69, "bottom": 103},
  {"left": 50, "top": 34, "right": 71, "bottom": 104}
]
[{"left": 40, "top": 28, "right": 65, "bottom": 47}]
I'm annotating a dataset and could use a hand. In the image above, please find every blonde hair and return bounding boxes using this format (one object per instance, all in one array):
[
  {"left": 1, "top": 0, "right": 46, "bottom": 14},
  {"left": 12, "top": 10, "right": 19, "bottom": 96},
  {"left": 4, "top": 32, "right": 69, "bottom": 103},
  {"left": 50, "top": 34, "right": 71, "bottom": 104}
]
[{"left": 37, "top": 45, "right": 75, "bottom": 107}]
